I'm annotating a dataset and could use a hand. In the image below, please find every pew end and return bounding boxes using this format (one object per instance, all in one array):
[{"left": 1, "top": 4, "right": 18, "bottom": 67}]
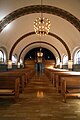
[
  {"left": 61, "top": 77, "right": 80, "bottom": 103},
  {"left": 0, "top": 77, "right": 20, "bottom": 99}
]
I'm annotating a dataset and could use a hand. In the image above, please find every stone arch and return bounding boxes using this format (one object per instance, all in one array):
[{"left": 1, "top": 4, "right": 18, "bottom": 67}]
[
  {"left": 18, "top": 41, "right": 61, "bottom": 62},
  {"left": 0, "top": 5, "right": 80, "bottom": 32},
  {"left": 9, "top": 32, "right": 71, "bottom": 60}
]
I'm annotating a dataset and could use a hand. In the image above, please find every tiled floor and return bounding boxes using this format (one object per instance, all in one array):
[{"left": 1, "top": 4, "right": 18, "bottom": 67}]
[{"left": 0, "top": 72, "right": 80, "bottom": 120}]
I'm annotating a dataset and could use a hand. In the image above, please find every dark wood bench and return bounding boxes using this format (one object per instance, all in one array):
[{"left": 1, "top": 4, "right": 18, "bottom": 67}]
[
  {"left": 55, "top": 71, "right": 80, "bottom": 93},
  {"left": 0, "top": 68, "right": 35, "bottom": 94},
  {"left": 0, "top": 71, "right": 25, "bottom": 93},
  {"left": 45, "top": 68, "right": 80, "bottom": 102},
  {"left": 7, "top": 68, "right": 35, "bottom": 87},
  {"left": 0, "top": 76, "right": 20, "bottom": 99},
  {"left": 45, "top": 68, "right": 68, "bottom": 86},
  {"left": 61, "top": 77, "right": 80, "bottom": 102},
  {"left": 0, "top": 68, "right": 35, "bottom": 100}
]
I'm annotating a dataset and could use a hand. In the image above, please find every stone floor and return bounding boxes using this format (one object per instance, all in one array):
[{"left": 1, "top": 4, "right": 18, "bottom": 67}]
[{"left": 0, "top": 72, "right": 80, "bottom": 120}]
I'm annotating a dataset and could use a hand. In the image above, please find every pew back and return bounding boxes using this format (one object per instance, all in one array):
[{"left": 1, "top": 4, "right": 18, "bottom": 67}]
[
  {"left": 0, "top": 76, "right": 20, "bottom": 99},
  {"left": 61, "top": 77, "right": 80, "bottom": 102}
]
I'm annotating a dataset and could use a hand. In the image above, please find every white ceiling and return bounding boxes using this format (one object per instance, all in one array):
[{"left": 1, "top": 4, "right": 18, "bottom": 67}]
[{"left": 0, "top": 0, "right": 80, "bottom": 61}]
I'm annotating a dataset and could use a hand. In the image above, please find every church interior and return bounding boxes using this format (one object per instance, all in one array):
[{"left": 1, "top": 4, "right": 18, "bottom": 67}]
[{"left": 0, "top": 0, "right": 80, "bottom": 119}]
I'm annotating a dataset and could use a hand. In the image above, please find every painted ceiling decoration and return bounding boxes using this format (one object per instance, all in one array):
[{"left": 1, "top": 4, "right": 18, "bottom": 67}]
[
  {"left": 9, "top": 32, "right": 71, "bottom": 60},
  {"left": 0, "top": 5, "right": 80, "bottom": 32}
]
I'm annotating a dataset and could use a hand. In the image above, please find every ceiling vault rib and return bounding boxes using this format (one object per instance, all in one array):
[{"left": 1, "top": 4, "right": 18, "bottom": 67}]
[
  {"left": 0, "top": 5, "right": 80, "bottom": 32},
  {"left": 18, "top": 41, "right": 61, "bottom": 62},
  {"left": 49, "top": 33, "right": 71, "bottom": 60},
  {"left": 0, "top": 5, "right": 79, "bottom": 61},
  {"left": 9, "top": 32, "right": 71, "bottom": 61}
]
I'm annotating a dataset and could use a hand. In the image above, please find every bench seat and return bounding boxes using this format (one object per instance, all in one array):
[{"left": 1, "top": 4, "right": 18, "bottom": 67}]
[
  {"left": 0, "top": 89, "right": 15, "bottom": 94},
  {"left": 0, "top": 77, "right": 20, "bottom": 99},
  {"left": 61, "top": 77, "right": 80, "bottom": 102}
]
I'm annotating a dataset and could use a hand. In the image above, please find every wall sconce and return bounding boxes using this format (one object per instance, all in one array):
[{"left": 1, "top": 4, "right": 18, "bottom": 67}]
[{"left": 8, "top": 60, "right": 12, "bottom": 69}]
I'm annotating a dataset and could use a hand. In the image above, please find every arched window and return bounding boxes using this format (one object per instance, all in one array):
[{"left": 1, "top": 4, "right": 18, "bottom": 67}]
[
  {"left": 74, "top": 49, "right": 80, "bottom": 64},
  {"left": 12, "top": 54, "right": 18, "bottom": 64},
  {"left": 56, "top": 57, "right": 60, "bottom": 65},
  {"left": 0, "top": 50, "right": 4, "bottom": 63},
  {"left": 62, "top": 55, "right": 68, "bottom": 65},
  {"left": 20, "top": 59, "right": 23, "bottom": 65},
  {"left": 0, "top": 47, "right": 7, "bottom": 63}
]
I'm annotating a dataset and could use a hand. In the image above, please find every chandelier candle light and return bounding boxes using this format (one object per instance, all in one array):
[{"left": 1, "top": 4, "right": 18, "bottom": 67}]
[{"left": 34, "top": 0, "right": 51, "bottom": 36}]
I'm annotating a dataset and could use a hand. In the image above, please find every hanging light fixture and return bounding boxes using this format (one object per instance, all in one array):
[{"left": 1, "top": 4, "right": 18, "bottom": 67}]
[
  {"left": 37, "top": 47, "right": 43, "bottom": 57},
  {"left": 37, "top": 36, "right": 43, "bottom": 57},
  {"left": 37, "top": 47, "right": 43, "bottom": 63},
  {"left": 37, "top": 51, "right": 43, "bottom": 57},
  {"left": 34, "top": 0, "right": 51, "bottom": 36}
]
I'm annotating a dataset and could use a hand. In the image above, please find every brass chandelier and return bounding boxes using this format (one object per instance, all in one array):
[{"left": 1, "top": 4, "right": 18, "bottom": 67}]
[{"left": 34, "top": 0, "right": 51, "bottom": 36}]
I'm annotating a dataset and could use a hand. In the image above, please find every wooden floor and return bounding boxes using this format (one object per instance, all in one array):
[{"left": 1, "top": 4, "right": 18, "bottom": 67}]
[{"left": 0, "top": 72, "right": 80, "bottom": 120}]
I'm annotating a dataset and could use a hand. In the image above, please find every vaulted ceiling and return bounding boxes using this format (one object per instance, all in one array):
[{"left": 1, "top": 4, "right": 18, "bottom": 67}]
[{"left": 0, "top": 0, "right": 80, "bottom": 61}]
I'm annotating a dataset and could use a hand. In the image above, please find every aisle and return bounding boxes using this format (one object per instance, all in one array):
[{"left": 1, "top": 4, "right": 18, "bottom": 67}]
[{"left": 0, "top": 72, "right": 80, "bottom": 120}]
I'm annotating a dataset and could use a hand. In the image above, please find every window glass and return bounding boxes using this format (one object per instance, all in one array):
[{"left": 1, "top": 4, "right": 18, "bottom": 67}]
[
  {"left": 20, "top": 59, "right": 23, "bottom": 65},
  {"left": 63, "top": 55, "right": 68, "bottom": 65},
  {"left": 0, "top": 50, "right": 4, "bottom": 62},
  {"left": 56, "top": 57, "right": 60, "bottom": 65},
  {"left": 74, "top": 50, "right": 80, "bottom": 64},
  {"left": 12, "top": 55, "right": 17, "bottom": 64}
]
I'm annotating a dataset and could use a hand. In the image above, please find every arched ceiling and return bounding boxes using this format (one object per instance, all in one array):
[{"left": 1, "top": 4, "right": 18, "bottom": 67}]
[
  {"left": 18, "top": 41, "right": 61, "bottom": 61},
  {"left": 9, "top": 32, "right": 71, "bottom": 60},
  {"left": 0, "top": 0, "right": 80, "bottom": 61}
]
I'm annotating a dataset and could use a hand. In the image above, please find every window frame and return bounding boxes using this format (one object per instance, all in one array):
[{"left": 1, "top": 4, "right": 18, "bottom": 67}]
[
  {"left": 74, "top": 49, "right": 80, "bottom": 64},
  {"left": 0, "top": 50, "right": 4, "bottom": 63},
  {"left": 62, "top": 55, "right": 68, "bottom": 65}
]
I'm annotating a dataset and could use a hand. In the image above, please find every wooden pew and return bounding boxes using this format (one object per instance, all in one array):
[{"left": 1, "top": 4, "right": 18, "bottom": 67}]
[
  {"left": 55, "top": 71, "right": 80, "bottom": 93},
  {"left": 0, "top": 76, "right": 20, "bottom": 99},
  {"left": 0, "top": 71, "right": 25, "bottom": 93},
  {"left": 45, "top": 68, "right": 68, "bottom": 86},
  {"left": 61, "top": 77, "right": 80, "bottom": 102},
  {"left": 0, "top": 68, "right": 35, "bottom": 100},
  {"left": 7, "top": 68, "right": 35, "bottom": 86},
  {"left": 45, "top": 68, "right": 80, "bottom": 102},
  {"left": 0, "top": 68, "right": 35, "bottom": 93}
]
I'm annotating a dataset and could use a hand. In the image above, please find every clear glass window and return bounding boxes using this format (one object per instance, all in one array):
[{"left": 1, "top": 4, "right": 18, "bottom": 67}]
[
  {"left": 20, "top": 59, "right": 23, "bottom": 65},
  {"left": 63, "top": 55, "right": 68, "bottom": 65},
  {"left": 0, "top": 50, "right": 4, "bottom": 62},
  {"left": 74, "top": 50, "right": 80, "bottom": 64},
  {"left": 56, "top": 57, "right": 60, "bottom": 65},
  {"left": 12, "top": 55, "right": 17, "bottom": 64}
]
